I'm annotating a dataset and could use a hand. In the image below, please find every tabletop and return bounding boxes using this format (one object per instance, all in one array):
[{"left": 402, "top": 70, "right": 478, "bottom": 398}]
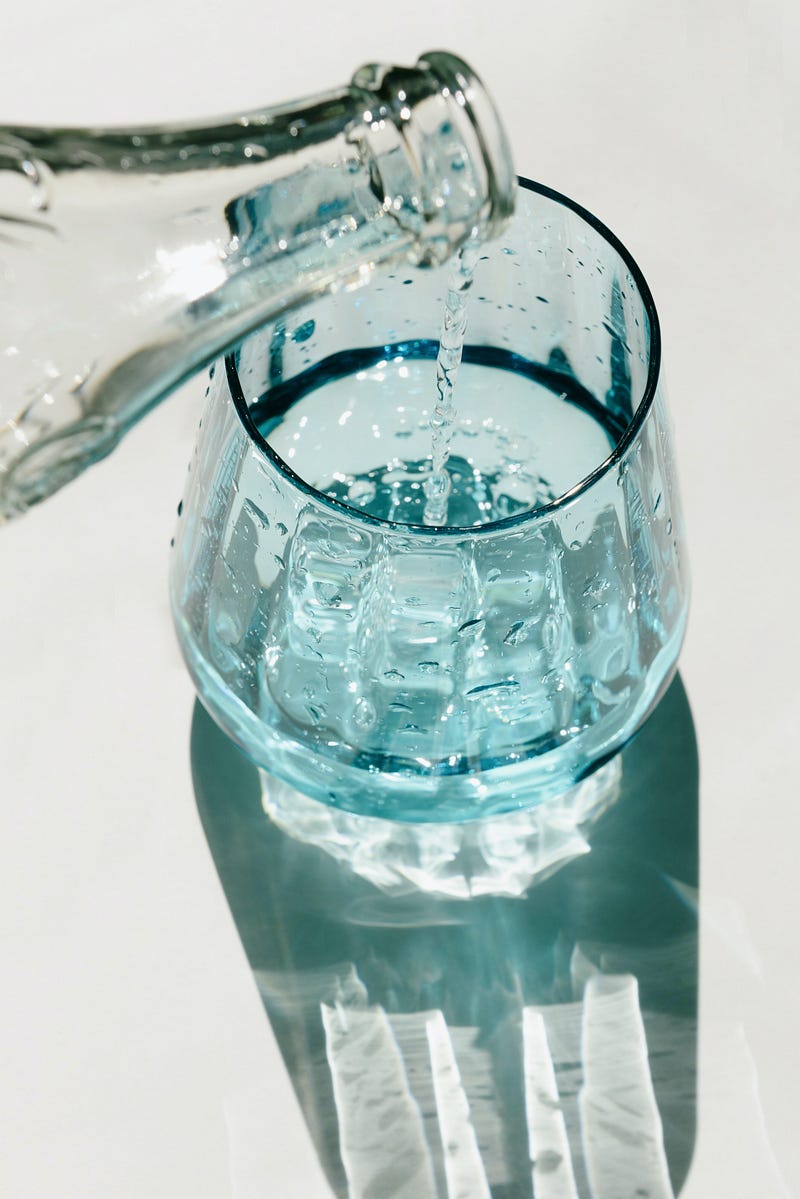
[{"left": 1, "top": 2, "right": 798, "bottom": 1196}]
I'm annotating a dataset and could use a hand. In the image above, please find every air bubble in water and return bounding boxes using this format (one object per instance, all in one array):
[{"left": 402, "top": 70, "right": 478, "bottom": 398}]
[{"left": 347, "top": 478, "right": 377, "bottom": 506}]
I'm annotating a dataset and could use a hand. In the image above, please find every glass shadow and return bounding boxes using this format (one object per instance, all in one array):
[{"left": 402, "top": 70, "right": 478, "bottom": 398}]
[{"left": 191, "top": 675, "right": 698, "bottom": 1199}]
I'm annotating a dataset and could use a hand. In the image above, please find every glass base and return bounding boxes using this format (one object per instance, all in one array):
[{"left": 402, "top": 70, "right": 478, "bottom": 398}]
[{"left": 260, "top": 756, "right": 622, "bottom": 899}]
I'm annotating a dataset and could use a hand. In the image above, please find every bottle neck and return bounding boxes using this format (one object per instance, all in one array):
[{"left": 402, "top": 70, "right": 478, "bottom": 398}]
[{"left": 0, "top": 52, "right": 514, "bottom": 517}]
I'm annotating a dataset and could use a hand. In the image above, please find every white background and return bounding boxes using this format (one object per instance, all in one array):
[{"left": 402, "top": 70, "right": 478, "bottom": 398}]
[{"left": 1, "top": 2, "right": 798, "bottom": 1196}]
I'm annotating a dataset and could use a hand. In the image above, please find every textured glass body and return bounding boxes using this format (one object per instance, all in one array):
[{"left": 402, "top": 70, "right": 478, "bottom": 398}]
[
  {"left": 171, "top": 180, "right": 689, "bottom": 821},
  {"left": 0, "top": 53, "right": 513, "bottom": 517}
]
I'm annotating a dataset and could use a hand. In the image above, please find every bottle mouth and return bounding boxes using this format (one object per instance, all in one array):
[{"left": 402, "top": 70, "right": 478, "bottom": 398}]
[
  {"left": 415, "top": 50, "right": 517, "bottom": 241},
  {"left": 351, "top": 50, "right": 516, "bottom": 261}
]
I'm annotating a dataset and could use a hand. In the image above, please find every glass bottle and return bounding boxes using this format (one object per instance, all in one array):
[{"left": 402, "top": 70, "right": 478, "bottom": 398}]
[{"left": 0, "top": 51, "right": 514, "bottom": 519}]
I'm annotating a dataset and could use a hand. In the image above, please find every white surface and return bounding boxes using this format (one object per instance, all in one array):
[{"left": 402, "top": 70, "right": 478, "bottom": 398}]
[{"left": 1, "top": 2, "right": 798, "bottom": 1196}]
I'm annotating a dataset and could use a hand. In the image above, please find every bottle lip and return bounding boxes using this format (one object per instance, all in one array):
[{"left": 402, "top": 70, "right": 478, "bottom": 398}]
[
  {"left": 225, "top": 175, "right": 662, "bottom": 539},
  {"left": 415, "top": 51, "right": 517, "bottom": 240}
]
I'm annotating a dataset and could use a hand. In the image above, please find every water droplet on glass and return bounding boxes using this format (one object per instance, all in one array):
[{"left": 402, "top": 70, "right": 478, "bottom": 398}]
[
  {"left": 504, "top": 619, "right": 533, "bottom": 647},
  {"left": 291, "top": 319, "right": 315, "bottom": 343},
  {"left": 244, "top": 498, "right": 270, "bottom": 530},
  {"left": 213, "top": 610, "right": 239, "bottom": 645},
  {"left": 353, "top": 696, "right": 376, "bottom": 729},
  {"left": 313, "top": 581, "right": 342, "bottom": 606},
  {"left": 543, "top": 614, "right": 561, "bottom": 655},
  {"left": 466, "top": 679, "right": 519, "bottom": 698},
  {"left": 457, "top": 617, "right": 484, "bottom": 636}
]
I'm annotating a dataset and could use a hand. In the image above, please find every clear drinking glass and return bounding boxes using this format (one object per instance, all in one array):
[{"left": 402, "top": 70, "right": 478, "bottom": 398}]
[{"left": 171, "top": 177, "right": 689, "bottom": 822}]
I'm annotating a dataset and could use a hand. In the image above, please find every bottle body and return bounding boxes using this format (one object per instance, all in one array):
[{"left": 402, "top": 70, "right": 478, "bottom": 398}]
[{"left": 0, "top": 52, "right": 514, "bottom": 518}]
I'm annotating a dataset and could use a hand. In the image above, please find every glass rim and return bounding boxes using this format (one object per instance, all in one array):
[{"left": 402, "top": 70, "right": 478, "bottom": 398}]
[{"left": 225, "top": 174, "right": 662, "bottom": 537}]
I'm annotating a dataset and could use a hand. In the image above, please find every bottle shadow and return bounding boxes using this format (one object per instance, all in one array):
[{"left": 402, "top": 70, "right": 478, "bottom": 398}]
[{"left": 191, "top": 675, "right": 698, "bottom": 1199}]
